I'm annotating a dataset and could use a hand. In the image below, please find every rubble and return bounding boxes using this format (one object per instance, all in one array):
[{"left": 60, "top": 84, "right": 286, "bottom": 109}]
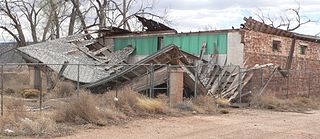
[{"left": 16, "top": 34, "right": 273, "bottom": 103}]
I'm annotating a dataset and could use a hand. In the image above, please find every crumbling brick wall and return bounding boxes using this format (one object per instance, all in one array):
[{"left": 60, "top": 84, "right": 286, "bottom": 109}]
[{"left": 243, "top": 29, "right": 320, "bottom": 96}]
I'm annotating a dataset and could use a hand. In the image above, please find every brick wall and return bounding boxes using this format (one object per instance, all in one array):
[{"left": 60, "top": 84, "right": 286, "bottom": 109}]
[{"left": 243, "top": 30, "right": 320, "bottom": 96}]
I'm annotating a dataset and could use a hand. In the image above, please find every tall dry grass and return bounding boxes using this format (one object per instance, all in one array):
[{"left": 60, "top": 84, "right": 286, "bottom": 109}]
[
  {"left": 250, "top": 94, "right": 320, "bottom": 112},
  {"left": 97, "top": 87, "right": 168, "bottom": 116},
  {"left": 54, "top": 90, "right": 106, "bottom": 126},
  {"left": 0, "top": 98, "right": 69, "bottom": 137},
  {"left": 192, "top": 95, "right": 217, "bottom": 114},
  {"left": 52, "top": 81, "right": 76, "bottom": 98}
]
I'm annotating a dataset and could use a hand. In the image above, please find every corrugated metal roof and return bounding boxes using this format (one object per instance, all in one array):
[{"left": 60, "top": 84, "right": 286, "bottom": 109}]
[
  {"left": 0, "top": 42, "right": 25, "bottom": 69},
  {"left": 17, "top": 34, "right": 133, "bottom": 83}
]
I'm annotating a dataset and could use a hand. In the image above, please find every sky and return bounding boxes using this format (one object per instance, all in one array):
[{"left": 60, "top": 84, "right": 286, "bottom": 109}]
[
  {"left": 153, "top": 0, "right": 320, "bottom": 35},
  {"left": 0, "top": 0, "right": 319, "bottom": 42}
]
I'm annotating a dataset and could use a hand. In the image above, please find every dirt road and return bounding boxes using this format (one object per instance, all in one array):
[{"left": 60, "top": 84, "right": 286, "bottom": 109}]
[{"left": 57, "top": 109, "right": 320, "bottom": 139}]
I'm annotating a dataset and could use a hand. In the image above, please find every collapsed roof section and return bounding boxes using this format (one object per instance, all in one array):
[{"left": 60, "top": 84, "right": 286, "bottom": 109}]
[
  {"left": 136, "top": 15, "right": 175, "bottom": 32},
  {"left": 242, "top": 17, "right": 320, "bottom": 43},
  {"left": 83, "top": 44, "right": 196, "bottom": 88},
  {"left": 17, "top": 34, "right": 134, "bottom": 83}
]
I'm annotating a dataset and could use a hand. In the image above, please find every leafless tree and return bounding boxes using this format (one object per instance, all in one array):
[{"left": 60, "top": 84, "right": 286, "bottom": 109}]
[
  {"left": 255, "top": 5, "right": 316, "bottom": 31},
  {"left": 0, "top": 0, "right": 166, "bottom": 46}
]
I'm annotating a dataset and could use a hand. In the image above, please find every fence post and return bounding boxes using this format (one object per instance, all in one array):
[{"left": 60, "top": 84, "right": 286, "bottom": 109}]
[
  {"left": 1, "top": 65, "right": 3, "bottom": 116},
  {"left": 39, "top": 66, "right": 43, "bottom": 112},
  {"left": 286, "top": 70, "right": 290, "bottom": 98},
  {"left": 77, "top": 63, "right": 80, "bottom": 96},
  {"left": 149, "top": 63, "right": 154, "bottom": 98},
  {"left": 194, "top": 65, "right": 198, "bottom": 99},
  {"left": 115, "top": 68, "right": 118, "bottom": 98},
  {"left": 260, "top": 68, "right": 264, "bottom": 88},
  {"left": 166, "top": 64, "right": 170, "bottom": 97},
  {"left": 308, "top": 72, "right": 311, "bottom": 98},
  {"left": 238, "top": 66, "right": 242, "bottom": 103}
]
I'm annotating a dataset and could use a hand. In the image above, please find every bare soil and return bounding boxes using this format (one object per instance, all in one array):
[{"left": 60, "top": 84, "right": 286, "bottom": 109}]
[{"left": 55, "top": 109, "right": 320, "bottom": 139}]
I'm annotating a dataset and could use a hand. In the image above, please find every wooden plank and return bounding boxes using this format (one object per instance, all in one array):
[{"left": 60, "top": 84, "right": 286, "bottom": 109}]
[
  {"left": 220, "top": 67, "right": 237, "bottom": 90},
  {"left": 208, "top": 68, "right": 227, "bottom": 96},
  {"left": 205, "top": 66, "right": 220, "bottom": 88},
  {"left": 221, "top": 72, "right": 247, "bottom": 98},
  {"left": 92, "top": 47, "right": 110, "bottom": 56},
  {"left": 228, "top": 72, "right": 254, "bottom": 101},
  {"left": 131, "top": 67, "right": 168, "bottom": 91}
]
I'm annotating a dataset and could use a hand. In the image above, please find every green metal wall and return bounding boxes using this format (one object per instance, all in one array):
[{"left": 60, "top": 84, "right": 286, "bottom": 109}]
[
  {"left": 114, "top": 36, "right": 158, "bottom": 55},
  {"left": 113, "top": 33, "right": 228, "bottom": 55},
  {"left": 163, "top": 33, "right": 228, "bottom": 55}
]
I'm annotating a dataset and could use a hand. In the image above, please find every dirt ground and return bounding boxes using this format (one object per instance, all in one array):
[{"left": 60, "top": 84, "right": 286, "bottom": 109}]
[{"left": 55, "top": 109, "right": 320, "bottom": 139}]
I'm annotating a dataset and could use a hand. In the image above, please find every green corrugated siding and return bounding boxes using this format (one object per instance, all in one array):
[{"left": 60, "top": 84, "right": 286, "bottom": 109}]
[
  {"left": 114, "top": 36, "right": 158, "bottom": 55},
  {"left": 114, "top": 33, "right": 228, "bottom": 56},
  {"left": 163, "top": 33, "right": 228, "bottom": 55}
]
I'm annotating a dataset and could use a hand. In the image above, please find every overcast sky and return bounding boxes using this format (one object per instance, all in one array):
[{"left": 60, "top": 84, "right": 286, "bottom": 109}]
[
  {"left": 153, "top": 0, "right": 320, "bottom": 35},
  {"left": 0, "top": 0, "right": 319, "bottom": 42}
]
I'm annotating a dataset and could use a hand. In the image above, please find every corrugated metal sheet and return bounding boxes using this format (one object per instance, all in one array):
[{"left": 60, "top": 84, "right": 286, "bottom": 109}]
[
  {"left": 17, "top": 36, "right": 111, "bottom": 83},
  {"left": 114, "top": 33, "right": 228, "bottom": 56},
  {"left": 163, "top": 33, "right": 228, "bottom": 55},
  {"left": 114, "top": 36, "right": 158, "bottom": 55},
  {"left": 0, "top": 42, "right": 25, "bottom": 64}
]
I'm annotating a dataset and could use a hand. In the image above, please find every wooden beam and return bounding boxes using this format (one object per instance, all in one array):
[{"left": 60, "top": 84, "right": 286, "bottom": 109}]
[
  {"left": 130, "top": 70, "right": 141, "bottom": 77},
  {"left": 120, "top": 75, "right": 131, "bottom": 81}
]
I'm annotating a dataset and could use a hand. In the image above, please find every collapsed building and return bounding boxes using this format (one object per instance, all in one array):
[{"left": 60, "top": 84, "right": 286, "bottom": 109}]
[{"left": 16, "top": 16, "right": 320, "bottom": 104}]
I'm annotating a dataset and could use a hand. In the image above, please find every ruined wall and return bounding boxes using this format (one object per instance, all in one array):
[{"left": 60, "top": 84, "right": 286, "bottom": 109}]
[{"left": 243, "top": 30, "right": 320, "bottom": 96}]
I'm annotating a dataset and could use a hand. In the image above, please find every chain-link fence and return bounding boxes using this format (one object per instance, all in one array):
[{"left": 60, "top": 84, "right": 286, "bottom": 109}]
[{"left": 1, "top": 63, "right": 320, "bottom": 116}]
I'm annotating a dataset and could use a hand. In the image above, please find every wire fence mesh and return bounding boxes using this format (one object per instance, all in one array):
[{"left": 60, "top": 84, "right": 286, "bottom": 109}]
[{"left": 1, "top": 63, "right": 320, "bottom": 116}]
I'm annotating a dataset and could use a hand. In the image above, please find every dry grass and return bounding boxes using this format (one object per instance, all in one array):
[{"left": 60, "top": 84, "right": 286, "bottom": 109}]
[
  {"left": 52, "top": 81, "right": 76, "bottom": 98},
  {"left": 18, "top": 88, "right": 40, "bottom": 98},
  {"left": 250, "top": 94, "right": 320, "bottom": 112},
  {"left": 54, "top": 90, "right": 106, "bottom": 126},
  {"left": 215, "top": 98, "right": 230, "bottom": 107},
  {"left": 136, "top": 97, "right": 166, "bottom": 114},
  {"left": 0, "top": 98, "right": 69, "bottom": 137},
  {"left": 0, "top": 87, "right": 223, "bottom": 137},
  {"left": 192, "top": 95, "right": 217, "bottom": 114}
]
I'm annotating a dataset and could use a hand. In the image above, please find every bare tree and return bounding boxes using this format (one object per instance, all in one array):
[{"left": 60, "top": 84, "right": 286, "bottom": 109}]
[
  {"left": 0, "top": 0, "right": 167, "bottom": 45},
  {"left": 255, "top": 5, "right": 316, "bottom": 31},
  {"left": 0, "top": 0, "right": 28, "bottom": 46}
]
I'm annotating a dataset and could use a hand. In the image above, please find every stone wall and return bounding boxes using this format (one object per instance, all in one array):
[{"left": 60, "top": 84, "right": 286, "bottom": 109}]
[{"left": 243, "top": 30, "right": 320, "bottom": 96}]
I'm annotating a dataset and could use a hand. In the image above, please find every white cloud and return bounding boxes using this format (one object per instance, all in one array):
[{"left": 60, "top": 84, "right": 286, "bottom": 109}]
[{"left": 161, "top": 0, "right": 320, "bottom": 35}]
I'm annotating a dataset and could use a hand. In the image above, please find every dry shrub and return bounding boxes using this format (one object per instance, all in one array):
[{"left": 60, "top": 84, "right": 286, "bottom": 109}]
[
  {"left": 53, "top": 81, "right": 75, "bottom": 98},
  {"left": 98, "top": 87, "right": 170, "bottom": 117},
  {"left": 0, "top": 99, "right": 26, "bottom": 134},
  {"left": 54, "top": 90, "right": 106, "bottom": 126},
  {"left": 136, "top": 97, "right": 166, "bottom": 114},
  {"left": 219, "top": 109, "right": 229, "bottom": 114},
  {"left": 215, "top": 98, "right": 230, "bottom": 107},
  {"left": 250, "top": 94, "right": 320, "bottom": 112},
  {"left": 156, "top": 94, "right": 169, "bottom": 104},
  {"left": 19, "top": 117, "right": 68, "bottom": 137},
  {"left": 192, "top": 95, "right": 217, "bottom": 114},
  {"left": 0, "top": 98, "right": 69, "bottom": 137},
  {"left": 18, "top": 89, "right": 40, "bottom": 98},
  {"left": 4, "top": 88, "right": 15, "bottom": 95},
  {"left": 3, "top": 98, "right": 26, "bottom": 118},
  {"left": 109, "top": 87, "right": 139, "bottom": 116},
  {"left": 176, "top": 102, "right": 193, "bottom": 111}
]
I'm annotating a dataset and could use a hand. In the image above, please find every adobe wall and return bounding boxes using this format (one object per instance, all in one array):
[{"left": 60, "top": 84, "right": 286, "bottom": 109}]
[{"left": 243, "top": 30, "right": 320, "bottom": 96}]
